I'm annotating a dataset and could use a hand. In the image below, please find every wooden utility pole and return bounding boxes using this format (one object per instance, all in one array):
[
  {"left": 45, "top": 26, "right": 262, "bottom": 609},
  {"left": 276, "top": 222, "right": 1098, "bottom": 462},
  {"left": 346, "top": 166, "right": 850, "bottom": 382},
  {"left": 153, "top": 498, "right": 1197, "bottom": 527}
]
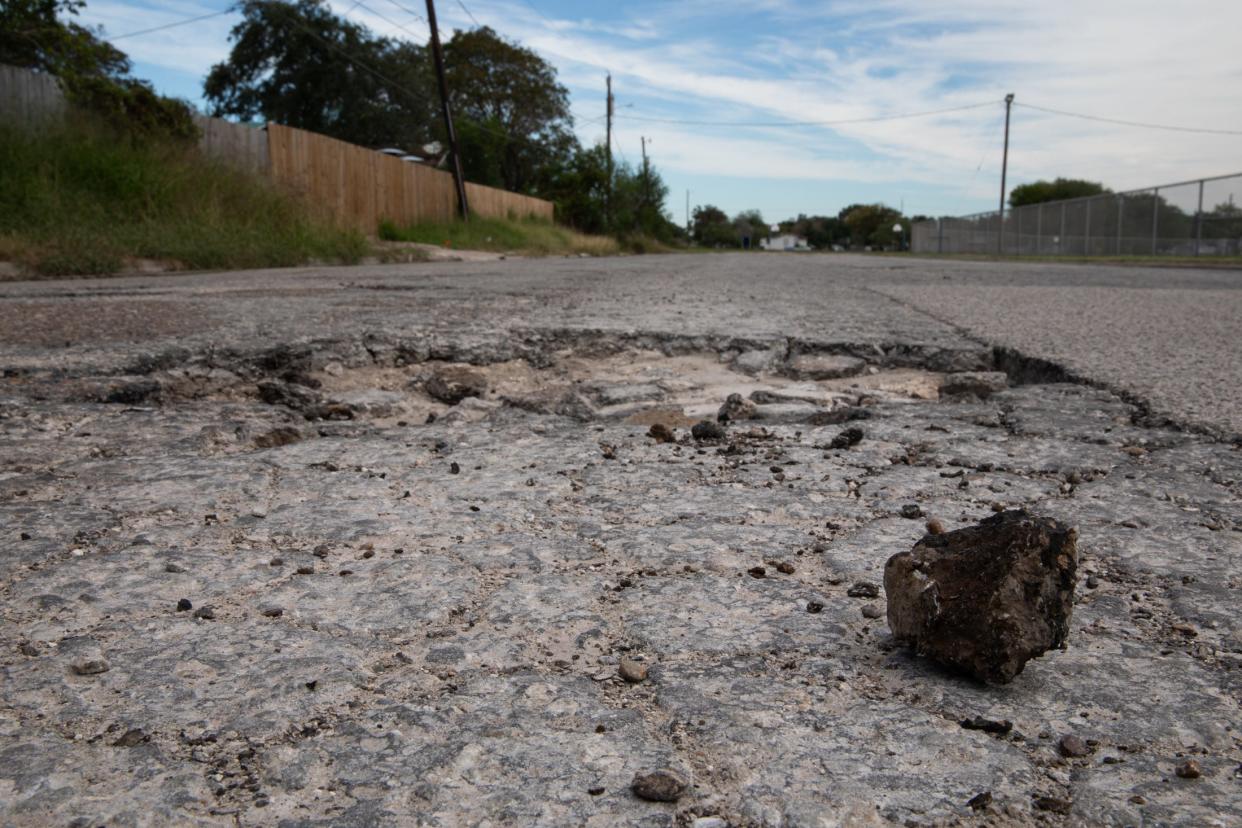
[
  {"left": 640, "top": 136, "right": 649, "bottom": 207},
  {"left": 605, "top": 73, "right": 614, "bottom": 226},
  {"left": 426, "top": 0, "right": 469, "bottom": 220},
  {"left": 997, "top": 92, "right": 1014, "bottom": 254}
]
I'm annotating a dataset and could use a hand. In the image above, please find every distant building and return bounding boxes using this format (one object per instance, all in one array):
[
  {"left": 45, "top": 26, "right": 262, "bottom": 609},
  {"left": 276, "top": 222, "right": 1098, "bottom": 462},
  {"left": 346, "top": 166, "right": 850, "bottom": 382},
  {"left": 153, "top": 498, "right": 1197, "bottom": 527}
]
[{"left": 760, "top": 233, "right": 811, "bottom": 251}]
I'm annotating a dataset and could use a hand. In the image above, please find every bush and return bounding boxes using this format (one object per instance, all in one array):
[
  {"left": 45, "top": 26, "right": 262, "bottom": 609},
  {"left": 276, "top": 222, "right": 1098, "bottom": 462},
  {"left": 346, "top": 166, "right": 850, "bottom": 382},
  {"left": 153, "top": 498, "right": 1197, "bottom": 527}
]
[
  {"left": 379, "top": 215, "right": 619, "bottom": 256},
  {"left": 63, "top": 75, "right": 199, "bottom": 144},
  {"left": 0, "top": 116, "right": 367, "bottom": 277}
]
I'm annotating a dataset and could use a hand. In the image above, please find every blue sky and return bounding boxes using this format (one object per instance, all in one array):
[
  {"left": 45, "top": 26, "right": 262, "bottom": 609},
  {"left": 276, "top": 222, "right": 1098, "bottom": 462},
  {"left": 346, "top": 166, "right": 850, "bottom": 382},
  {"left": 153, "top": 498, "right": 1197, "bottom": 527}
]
[{"left": 79, "top": 1, "right": 1242, "bottom": 223}]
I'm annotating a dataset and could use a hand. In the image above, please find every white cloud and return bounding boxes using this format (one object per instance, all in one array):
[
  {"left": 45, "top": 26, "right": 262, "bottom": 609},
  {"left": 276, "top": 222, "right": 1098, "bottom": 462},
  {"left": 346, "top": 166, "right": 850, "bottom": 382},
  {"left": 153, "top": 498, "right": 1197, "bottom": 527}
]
[{"left": 78, "top": 0, "right": 1242, "bottom": 216}]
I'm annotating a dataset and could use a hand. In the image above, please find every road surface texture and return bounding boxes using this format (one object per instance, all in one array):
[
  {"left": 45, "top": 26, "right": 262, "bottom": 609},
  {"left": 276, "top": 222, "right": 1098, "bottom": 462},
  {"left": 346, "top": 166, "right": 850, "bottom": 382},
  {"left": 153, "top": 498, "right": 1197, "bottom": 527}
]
[{"left": 0, "top": 253, "right": 1239, "bottom": 827}]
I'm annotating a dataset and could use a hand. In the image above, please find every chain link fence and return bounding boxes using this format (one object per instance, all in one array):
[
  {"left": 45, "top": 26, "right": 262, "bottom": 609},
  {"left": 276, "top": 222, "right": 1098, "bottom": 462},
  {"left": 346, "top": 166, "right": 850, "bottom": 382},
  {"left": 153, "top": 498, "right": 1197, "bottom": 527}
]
[{"left": 912, "top": 173, "right": 1242, "bottom": 257}]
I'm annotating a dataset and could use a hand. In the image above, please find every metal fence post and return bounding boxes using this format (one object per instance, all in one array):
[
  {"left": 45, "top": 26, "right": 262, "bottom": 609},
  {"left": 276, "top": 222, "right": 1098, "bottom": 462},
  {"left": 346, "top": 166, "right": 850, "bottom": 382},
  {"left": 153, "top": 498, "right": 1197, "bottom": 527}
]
[
  {"left": 1060, "top": 202, "right": 1066, "bottom": 256},
  {"left": 1036, "top": 205, "right": 1043, "bottom": 255},
  {"left": 1116, "top": 195, "right": 1124, "bottom": 255},
  {"left": 937, "top": 218, "right": 944, "bottom": 253},
  {"left": 1085, "top": 199, "right": 1092, "bottom": 255},
  {"left": 1151, "top": 187, "right": 1159, "bottom": 255},
  {"left": 1016, "top": 209, "right": 1022, "bottom": 255},
  {"left": 1195, "top": 179, "right": 1204, "bottom": 257}
]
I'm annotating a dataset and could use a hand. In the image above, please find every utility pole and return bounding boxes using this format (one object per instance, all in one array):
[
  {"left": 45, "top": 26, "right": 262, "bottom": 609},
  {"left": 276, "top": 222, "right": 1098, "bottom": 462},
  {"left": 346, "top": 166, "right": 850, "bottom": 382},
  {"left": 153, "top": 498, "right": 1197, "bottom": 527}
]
[
  {"left": 998, "top": 92, "right": 1014, "bottom": 254},
  {"left": 640, "top": 136, "right": 649, "bottom": 208},
  {"left": 426, "top": 0, "right": 469, "bottom": 220},
  {"left": 605, "top": 74, "right": 614, "bottom": 227}
]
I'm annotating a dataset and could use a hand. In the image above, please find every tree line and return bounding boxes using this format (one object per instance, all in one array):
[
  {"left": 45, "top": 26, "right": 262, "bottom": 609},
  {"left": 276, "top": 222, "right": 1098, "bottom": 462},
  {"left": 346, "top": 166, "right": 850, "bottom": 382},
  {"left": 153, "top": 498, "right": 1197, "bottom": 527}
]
[
  {"left": 692, "top": 203, "right": 926, "bottom": 250},
  {"left": 2, "top": 0, "right": 683, "bottom": 243}
]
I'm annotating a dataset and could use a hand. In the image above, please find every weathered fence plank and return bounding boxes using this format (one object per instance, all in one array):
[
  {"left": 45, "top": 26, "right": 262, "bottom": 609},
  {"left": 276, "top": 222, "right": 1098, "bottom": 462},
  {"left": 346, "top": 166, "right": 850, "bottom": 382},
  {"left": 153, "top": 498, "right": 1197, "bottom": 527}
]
[
  {"left": 266, "top": 123, "right": 554, "bottom": 233},
  {"left": 193, "top": 115, "right": 268, "bottom": 173},
  {"left": 0, "top": 64, "right": 65, "bottom": 124}
]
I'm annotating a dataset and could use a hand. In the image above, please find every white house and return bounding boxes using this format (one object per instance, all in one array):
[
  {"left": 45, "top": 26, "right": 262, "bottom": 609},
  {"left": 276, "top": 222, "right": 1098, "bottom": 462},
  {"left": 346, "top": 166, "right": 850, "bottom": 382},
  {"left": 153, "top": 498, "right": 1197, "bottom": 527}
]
[{"left": 760, "top": 233, "right": 811, "bottom": 251}]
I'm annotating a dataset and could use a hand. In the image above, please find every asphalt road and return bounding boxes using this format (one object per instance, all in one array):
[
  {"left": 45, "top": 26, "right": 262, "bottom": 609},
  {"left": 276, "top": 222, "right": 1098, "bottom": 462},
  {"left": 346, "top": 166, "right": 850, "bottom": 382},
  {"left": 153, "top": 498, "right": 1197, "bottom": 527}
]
[{"left": 1, "top": 253, "right": 1239, "bottom": 437}]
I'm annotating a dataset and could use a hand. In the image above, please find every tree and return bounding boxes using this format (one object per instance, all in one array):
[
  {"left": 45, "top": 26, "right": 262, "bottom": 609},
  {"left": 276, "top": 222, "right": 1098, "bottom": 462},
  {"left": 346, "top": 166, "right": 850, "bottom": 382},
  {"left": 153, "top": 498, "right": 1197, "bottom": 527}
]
[
  {"left": 733, "top": 209, "right": 765, "bottom": 246},
  {"left": 1009, "top": 178, "right": 1108, "bottom": 207},
  {"left": 692, "top": 204, "right": 735, "bottom": 247},
  {"left": 782, "top": 214, "right": 848, "bottom": 249},
  {"left": 0, "top": 0, "right": 128, "bottom": 80},
  {"left": 840, "top": 203, "right": 905, "bottom": 249},
  {"left": 204, "top": 0, "right": 436, "bottom": 150},
  {"left": 1, "top": 0, "right": 196, "bottom": 141},
  {"left": 443, "top": 26, "right": 575, "bottom": 196},
  {"left": 543, "top": 143, "right": 610, "bottom": 234}
]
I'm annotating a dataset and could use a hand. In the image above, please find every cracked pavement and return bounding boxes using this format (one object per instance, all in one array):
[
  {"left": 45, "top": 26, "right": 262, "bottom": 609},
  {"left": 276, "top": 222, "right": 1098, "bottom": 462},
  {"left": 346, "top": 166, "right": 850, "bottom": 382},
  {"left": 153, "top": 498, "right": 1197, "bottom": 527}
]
[{"left": 1, "top": 253, "right": 1240, "bottom": 826}]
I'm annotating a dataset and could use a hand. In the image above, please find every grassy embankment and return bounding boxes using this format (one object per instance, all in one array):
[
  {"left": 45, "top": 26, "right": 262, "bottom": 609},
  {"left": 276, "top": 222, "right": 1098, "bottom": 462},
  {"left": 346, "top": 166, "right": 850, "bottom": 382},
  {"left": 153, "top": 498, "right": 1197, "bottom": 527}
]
[
  {"left": 0, "top": 119, "right": 368, "bottom": 278},
  {"left": 377, "top": 216, "right": 683, "bottom": 257}
]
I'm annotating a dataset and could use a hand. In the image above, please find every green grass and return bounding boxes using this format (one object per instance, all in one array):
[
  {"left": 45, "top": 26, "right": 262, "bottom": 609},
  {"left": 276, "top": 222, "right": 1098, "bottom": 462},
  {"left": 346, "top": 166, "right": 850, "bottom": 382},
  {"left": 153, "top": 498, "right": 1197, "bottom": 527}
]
[
  {"left": 379, "top": 215, "right": 621, "bottom": 257},
  {"left": 0, "top": 118, "right": 368, "bottom": 278}
]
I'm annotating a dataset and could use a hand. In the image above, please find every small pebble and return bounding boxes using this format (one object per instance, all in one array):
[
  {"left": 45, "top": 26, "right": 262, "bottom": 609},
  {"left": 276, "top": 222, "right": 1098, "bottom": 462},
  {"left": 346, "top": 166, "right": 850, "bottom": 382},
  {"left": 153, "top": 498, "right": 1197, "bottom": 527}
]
[
  {"left": 900, "top": 504, "right": 922, "bottom": 519},
  {"left": 691, "top": 420, "right": 725, "bottom": 441},
  {"left": 296, "top": 566, "right": 315, "bottom": 575},
  {"left": 1086, "top": 575, "right": 1099, "bottom": 589},
  {"left": 1059, "top": 734, "right": 1091, "bottom": 758},
  {"left": 1033, "top": 796, "right": 1072, "bottom": 815},
  {"left": 193, "top": 606, "right": 216, "bottom": 621},
  {"left": 846, "top": 581, "right": 879, "bottom": 599},
  {"left": 747, "top": 566, "right": 766, "bottom": 579},
  {"left": 967, "top": 791, "right": 992, "bottom": 810},
  {"left": 71, "top": 657, "right": 110, "bottom": 676},
  {"left": 647, "top": 423, "right": 675, "bottom": 443},
  {"left": 111, "top": 728, "right": 147, "bottom": 747},
  {"left": 925, "top": 518, "right": 946, "bottom": 535},
  {"left": 806, "top": 601, "right": 824, "bottom": 614},
  {"left": 1175, "top": 759, "right": 1202, "bottom": 779},
  {"left": 164, "top": 563, "right": 186, "bottom": 573},
  {"left": 631, "top": 769, "right": 687, "bottom": 802},
  {"left": 588, "top": 786, "right": 605, "bottom": 796},
  {"left": 618, "top": 658, "right": 649, "bottom": 683},
  {"left": 269, "top": 557, "right": 284, "bottom": 567},
  {"left": 774, "top": 561, "right": 795, "bottom": 574},
  {"left": 861, "top": 604, "right": 883, "bottom": 619},
  {"left": 261, "top": 607, "right": 284, "bottom": 618},
  {"left": 450, "top": 461, "right": 461, "bottom": 474},
  {"left": 176, "top": 598, "right": 193, "bottom": 612}
]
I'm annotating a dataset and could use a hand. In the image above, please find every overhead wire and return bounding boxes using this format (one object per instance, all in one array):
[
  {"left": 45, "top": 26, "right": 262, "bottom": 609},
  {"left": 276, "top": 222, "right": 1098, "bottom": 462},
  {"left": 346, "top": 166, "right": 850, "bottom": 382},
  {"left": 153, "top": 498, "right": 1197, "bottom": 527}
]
[
  {"left": 615, "top": 100, "right": 1000, "bottom": 128},
  {"left": 454, "top": 0, "right": 480, "bottom": 27},
  {"left": 1015, "top": 101, "right": 1242, "bottom": 136},
  {"left": 274, "top": 2, "right": 570, "bottom": 154},
  {"left": 106, "top": 4, "right": 237, "bottom": 41}
]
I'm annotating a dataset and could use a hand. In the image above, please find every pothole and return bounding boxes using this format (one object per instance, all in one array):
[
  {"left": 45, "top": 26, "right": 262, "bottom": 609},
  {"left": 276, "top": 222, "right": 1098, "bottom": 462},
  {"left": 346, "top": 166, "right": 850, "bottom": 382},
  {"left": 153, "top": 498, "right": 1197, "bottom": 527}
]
[{"left": 85, "top": 334, "right": 1007, "bottom": 435}]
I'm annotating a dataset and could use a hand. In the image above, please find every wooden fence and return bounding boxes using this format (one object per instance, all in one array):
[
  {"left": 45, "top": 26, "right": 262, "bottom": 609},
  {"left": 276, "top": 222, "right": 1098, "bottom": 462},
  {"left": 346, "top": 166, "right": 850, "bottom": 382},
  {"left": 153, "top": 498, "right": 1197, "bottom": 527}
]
[
  {"left": 194, "top": 115, "right": 268, "bottom": 173},
  {"left": 0, "top": 64, "right": 64, "bottom": 123},
  {"left": 1, "top": 63, "right": 555, "bottom": 234},
  {"left": 266, "top": 123, "right": 554, "bottom": 232}
]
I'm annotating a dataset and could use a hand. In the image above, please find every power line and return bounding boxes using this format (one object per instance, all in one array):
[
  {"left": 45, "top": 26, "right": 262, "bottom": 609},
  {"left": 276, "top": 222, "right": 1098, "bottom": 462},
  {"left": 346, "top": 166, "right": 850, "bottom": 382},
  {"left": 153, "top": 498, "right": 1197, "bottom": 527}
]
[
  {"left": 454, "top": 0, "right": 480, "bottom": 27},
  {"left": 1015, "top": 102, "right": 1242, "bottom": 136},
  {"left": 377, "top": 0, "right": 427, "bottom": 24},
  {"left": 274, "top": 3, "right": 561, "bottom": 154},
  {"left": 615, "top": 100, "right": 1000, "bottom": 128},
  {"left": 107, "top": 5, "right": 237, "bottom": 41},
  {"left": 352, "top": 0, "right": 424, "bottom": 39}
]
